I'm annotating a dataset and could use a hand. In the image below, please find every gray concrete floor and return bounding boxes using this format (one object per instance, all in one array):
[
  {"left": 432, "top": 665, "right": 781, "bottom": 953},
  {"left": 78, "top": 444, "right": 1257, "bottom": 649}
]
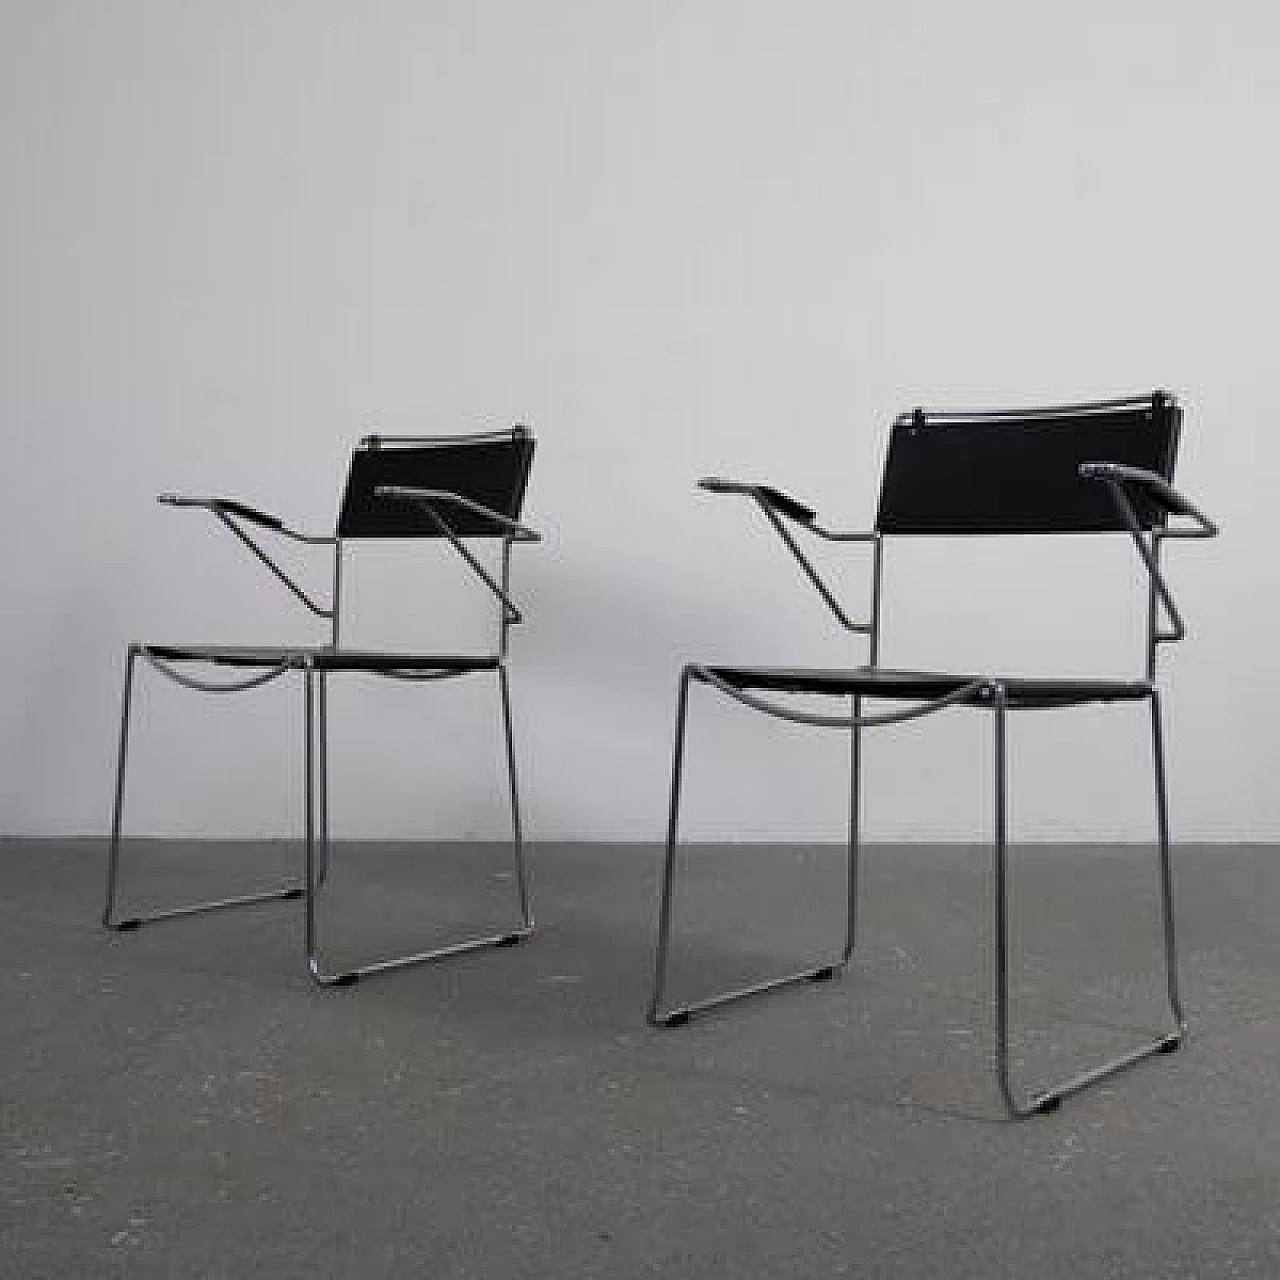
[{"left": 2, "top": 839, "right": 1279, "bottom": 1278}]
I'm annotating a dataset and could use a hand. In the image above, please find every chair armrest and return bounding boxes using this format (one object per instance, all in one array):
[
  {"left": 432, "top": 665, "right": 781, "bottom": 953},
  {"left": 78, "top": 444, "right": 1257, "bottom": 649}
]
[
  {"left": 155, "top": 493, "right": 333, "bottom": 617},
  {"left": 1079, "top": 462, "right": 1218, "bottom": 652},
  {"left": 373, "top": 486, "right": 541, "bottom": 543},
  {"left": 696, "top": 476, "right": 877, "bottom": 635},
  {"left": 699, "top": 478, "right": 816, "bottom": 525},
  {"left": 372, "top": 486, "right": 538, "bottom": 626},
  {"left": 698, "top": 476, "right": 876, "bottom": 543},
  {"left": 1077, "top": 463, "right": 1218, "bottom": 537},
  {"left": 158, "top": 493, "right": 332, "bottom": 544}
]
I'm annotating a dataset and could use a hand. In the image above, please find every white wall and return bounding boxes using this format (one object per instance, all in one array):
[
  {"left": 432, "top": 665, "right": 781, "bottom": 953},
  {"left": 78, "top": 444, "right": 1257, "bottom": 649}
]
[{"left": 1, "top": 0, "right": 1275, "bottom": 842}]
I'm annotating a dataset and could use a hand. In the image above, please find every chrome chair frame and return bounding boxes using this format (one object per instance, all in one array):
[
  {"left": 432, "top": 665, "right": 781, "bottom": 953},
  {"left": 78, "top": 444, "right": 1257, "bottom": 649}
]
[
  {"left": 648, "top": 394, "right": 1218, "bottom": 1115},
  {"left": 105, "top": 428, "right": 539, "bottom": 986}
]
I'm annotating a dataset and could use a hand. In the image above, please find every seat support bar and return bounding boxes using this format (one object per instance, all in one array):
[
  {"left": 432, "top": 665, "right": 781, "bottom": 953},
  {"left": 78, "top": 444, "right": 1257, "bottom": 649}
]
[{"left": 112, "top": 886, "right": 306, "bottom": 930}]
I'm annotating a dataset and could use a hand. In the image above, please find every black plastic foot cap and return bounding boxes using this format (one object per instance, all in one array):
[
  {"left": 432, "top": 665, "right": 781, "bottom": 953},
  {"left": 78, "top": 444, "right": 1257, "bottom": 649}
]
[
  {"left": 497, "top": 933, "right": 525, "bottom": 947},
  {"left": 809, "top": 966, "right": 837, "bottom": 983},
  {"left": 663, "top": 1010, "right": 691, "bottom": 1028},
  {"left": 333, "top": 972, "right": 360, "bottom": 987},
  {"left": 282, "top": 888, "right": 305, "bottom": 901},
  {"left": 1159, "top": 1035, "right": 1182, "bottom": 1054},
  {"left": 115, "top": 919, "right": 142, "bottom": 932},
  {"left": 1035, "top": 1095, "right": 1062, "bottom": 1115}
]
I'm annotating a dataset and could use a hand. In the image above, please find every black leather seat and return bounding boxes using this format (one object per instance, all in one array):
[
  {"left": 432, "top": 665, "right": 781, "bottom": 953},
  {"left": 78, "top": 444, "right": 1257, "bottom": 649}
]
[
  {"left": 705, "top": 665, "right": 1153, "bottom": 708},
  {"left": 145, "top": 644, "right": 500, "bottom": 674}
]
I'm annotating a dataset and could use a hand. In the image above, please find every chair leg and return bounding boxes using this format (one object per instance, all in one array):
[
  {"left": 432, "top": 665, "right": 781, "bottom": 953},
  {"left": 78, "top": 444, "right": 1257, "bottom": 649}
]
[
  {"left": 499, "top": 664, "right": 535, "bottom": 932},
  {"left": 303, "top": 664, "right": 534, "bottom": 988},
  {"left": 1150, "top": 689, "right": 1187, "bottom": 1032},
  {"left": 841, "top": 700, "right": 863, "bottom": 968},
  {"left": 103, "top": 645, "right": 139, "bottom": 928},
  {"left": 648, "top": 667, "right": 842, "bottom": 1028},
  {"left": 992, "top": 688, "right": 1183, "bottom": 1118},
  {"left": 103, "top": 646, "right": 304, "bottom": 933},
  {"left": 315, "top": 669, "right": 330, "bottom": 888}
]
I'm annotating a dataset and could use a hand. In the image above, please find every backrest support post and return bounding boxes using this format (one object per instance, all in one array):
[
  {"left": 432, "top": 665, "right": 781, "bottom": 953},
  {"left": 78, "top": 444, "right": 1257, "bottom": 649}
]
[
  {"left": 1147, "top": 535, "right": 1161, "bottom": 682},
  {"left": 331, "top": 538, "right": 343, "bottom": 650},
  {"left": 868, "top": 534, "right": 884, "bottom": 669},
  {"left": 499, "top": 536, "right": 515, "bottom": 660}
]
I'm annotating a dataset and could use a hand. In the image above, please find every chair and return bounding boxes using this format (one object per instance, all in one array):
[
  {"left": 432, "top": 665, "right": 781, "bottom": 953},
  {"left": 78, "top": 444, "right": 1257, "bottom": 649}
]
[
  {"left": 648, "top": 392, "right": 1218, "bottom": 1115},
  {"left": 105, "top": 427, "right": 540, "bottom": 986}
]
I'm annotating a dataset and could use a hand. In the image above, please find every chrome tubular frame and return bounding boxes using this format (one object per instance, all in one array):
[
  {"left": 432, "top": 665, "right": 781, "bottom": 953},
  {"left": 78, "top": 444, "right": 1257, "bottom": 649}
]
[
  {"left": 648, "top": 664, "right": 984, "bottom": 1027},
  {"left": 106, "top": 451, "right": 537, "bottom": 985},
  {"left": 650, "top": 464, "right": 1212, "bottom": 1117},
  {"left": 648, "top": 529, "right": 886, "bottom": 1028},
  {"left": 301, "top": 656, "right": 533, "bottom": 987},
  {"left": 104, "top": 646, "right": 307, "bottom": 931},
  {"left": 301, "top": 521, "right": 533, "bottom": 985},
  {"left": 373, "top": 486, "right": 540, "bottom": 628},
  {"left": 991, "top": 684, "right": 1184, "bottom": 1116}
]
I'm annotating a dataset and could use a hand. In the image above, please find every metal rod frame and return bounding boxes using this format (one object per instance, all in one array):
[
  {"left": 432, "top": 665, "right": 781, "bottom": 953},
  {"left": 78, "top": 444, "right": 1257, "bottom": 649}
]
[
  {"left": 906, "top": 392, "right": 1168, "bottom": 423},
  {"left": 372, "top": 487, "right": 538, "bottom": 626},
  {"left": 301, "top": 658, "right": 533, "bottom": 986},
  {"left": 103, "top": 646, "right": 306, "bottom": 932},
  {"left": 647, "top": 527, "right": 884, "bottom": 1030},
  {"left": 649, "top": 492, "right": 1200, "bottom": 1116},
  {"left": 104, "top": 522, "right": 535, "bottom": 985}
]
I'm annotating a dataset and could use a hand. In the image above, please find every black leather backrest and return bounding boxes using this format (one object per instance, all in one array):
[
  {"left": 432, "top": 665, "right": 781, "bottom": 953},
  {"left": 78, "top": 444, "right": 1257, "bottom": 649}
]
[
  {"left": 874, "top": 393, "right": 1181, "bottom": 535},
  {"left": 337, "top": 429, "right": 535, "bottom": 538}
]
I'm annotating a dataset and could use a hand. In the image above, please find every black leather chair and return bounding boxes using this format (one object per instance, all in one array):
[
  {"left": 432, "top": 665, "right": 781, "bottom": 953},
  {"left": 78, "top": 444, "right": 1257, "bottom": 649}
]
[
  {"left": 648, "top": 392, "right": 1217, "bottom": 1114},
  {"left": 105, "top": 427, "right": 540, "bottom": 985}
]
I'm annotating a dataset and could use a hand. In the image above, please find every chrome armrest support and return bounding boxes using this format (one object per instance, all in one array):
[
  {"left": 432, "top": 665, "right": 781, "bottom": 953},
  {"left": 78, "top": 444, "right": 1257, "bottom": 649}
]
[
  {"left": 698, "top": 477, "right": 878, "bottom": 636},
  {"left": 156, "top": 493, "right": 334, "bottom": 618},
  {"left": 1079, "top": 462, "right": 1218, "bottom": 649},
  {"left": 373, "top": 486, "right": 540, "bottom": 625}
]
